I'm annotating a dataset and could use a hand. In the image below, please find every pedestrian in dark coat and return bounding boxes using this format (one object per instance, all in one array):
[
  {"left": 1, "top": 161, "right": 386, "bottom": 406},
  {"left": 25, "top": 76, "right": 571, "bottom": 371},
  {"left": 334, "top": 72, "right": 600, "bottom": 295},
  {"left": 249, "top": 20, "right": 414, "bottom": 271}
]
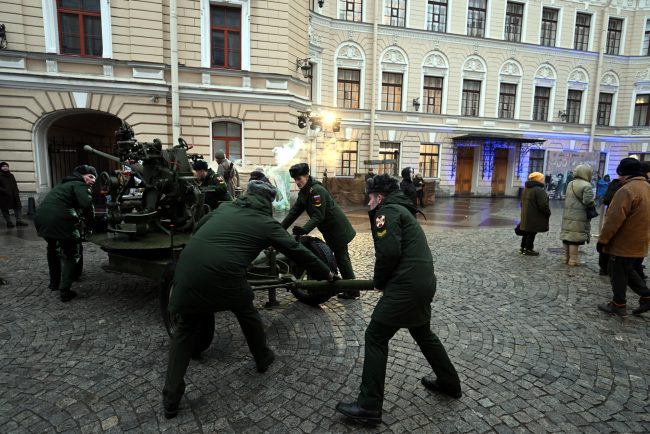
[
  {"left": 34, "top": 165, "right": 96, "bottom": 302},
  {"left": 336, "top": 174, "right": 460, "bottom": 426},
  {"left": 193, "top": 160, "right": 231, "bottom": 210},
  {"left": 399, "top": 167, "right": 418, "bottom": 208},
  {"left": 413, "top": 173, "right": 426, "bottom": 209},
  {"left": 519, "top": 172, "right": 551, "bottom": 256},
  {"left": 0, "top": 161, "right": 28, "bottom": 228},
  {"left": 281, "top": 163, "right": 358, "bottom": 298},
  {"left": 597, "top": 158, "right": 650, "bottom": 316},
  {"left": 163, "top": 180, "right": 333, "bottom": 419}
]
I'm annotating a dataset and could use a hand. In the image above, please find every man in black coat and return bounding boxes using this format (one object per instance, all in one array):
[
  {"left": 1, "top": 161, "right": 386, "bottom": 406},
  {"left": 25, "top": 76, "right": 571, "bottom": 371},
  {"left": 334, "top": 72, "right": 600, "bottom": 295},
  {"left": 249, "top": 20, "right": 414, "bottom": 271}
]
[
  {"left": 399, "top": 167, "right": 418, "bottom": 208},
  {"left": 0, "top": 162, "right": 28, "bottom": 228}
]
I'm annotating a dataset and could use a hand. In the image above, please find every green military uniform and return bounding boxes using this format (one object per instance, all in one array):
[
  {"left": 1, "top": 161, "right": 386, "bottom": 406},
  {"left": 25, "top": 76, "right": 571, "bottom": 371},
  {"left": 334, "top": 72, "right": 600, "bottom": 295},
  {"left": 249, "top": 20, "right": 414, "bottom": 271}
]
[
  {"left": 357, "top": 190, "right": 460, "bottom": 411},
  {"left": 34, "top": 175, "right": 94, "bottom": 298},
  {"left": 281, "top": 176, "right": 356, "bottom": 279},
  {"left": 163, "top": 191, "right": 331, "bottom": 413},
  {"left": 197, "top": 168, "right": 231, "bottom": 209}
]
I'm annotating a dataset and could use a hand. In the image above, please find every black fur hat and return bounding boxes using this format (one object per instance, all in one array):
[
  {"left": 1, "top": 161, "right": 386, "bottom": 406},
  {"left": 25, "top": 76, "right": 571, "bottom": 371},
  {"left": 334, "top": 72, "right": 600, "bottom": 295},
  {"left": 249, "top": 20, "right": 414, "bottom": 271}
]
[
  {"left": 193, "top": 160, "right": 209, "bottom": 171},
  {"left": 616, "top": 158, "right": 643, "bottom": 177},
  {"left": 366, "top": 173, "right": 399, "bottom": 194},
  {"left": 289, "top": 163, "right": 309, "bottom": 178},
  {"left": 73, "top": 165, "right": 97, "bottom": 178},
  {"left": 247, "top": 180, "right": 277, "bottom": 202}
]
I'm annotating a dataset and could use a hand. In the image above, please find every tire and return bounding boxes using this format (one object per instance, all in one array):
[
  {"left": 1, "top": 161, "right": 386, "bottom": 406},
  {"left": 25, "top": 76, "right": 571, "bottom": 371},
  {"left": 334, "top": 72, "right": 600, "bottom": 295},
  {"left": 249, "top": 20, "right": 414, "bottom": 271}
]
[
  {"left": 159, "top": 262, "right": 215, "bottom": 357},
  {"left": 290, "top": 236, "right": 337, "bottom": 306}
]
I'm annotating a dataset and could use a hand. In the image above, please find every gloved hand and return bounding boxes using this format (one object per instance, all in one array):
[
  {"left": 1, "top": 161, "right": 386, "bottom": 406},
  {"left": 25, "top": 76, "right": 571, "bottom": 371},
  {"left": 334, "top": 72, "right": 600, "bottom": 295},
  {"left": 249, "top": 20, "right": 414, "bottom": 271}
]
[
  {"left": 292, "top": 226, "right": 307, "bottom": 236},
  {"left": 327, "top": 272, "right": 341, "bottom": 282},
  {"left": 596, "top": 243, "right": 606, "bottom": 254}
]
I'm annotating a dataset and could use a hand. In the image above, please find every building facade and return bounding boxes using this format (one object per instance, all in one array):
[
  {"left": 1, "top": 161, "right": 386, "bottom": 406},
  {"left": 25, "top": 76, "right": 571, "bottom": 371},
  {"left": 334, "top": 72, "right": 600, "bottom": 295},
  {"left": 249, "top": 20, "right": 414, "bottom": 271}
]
[{"left": 1, "top": 0, "right": 650, "bottom": 200}]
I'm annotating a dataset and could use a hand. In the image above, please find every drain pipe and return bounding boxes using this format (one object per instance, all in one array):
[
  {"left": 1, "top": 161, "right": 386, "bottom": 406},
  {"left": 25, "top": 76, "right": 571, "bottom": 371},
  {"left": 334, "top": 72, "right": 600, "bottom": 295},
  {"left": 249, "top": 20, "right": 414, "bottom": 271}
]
[
  {"left": 369, "top": 0, "right": 379, "bottom": 162},
  {"left": 588, "top": 0, "right": 614, "bottom": 152},
  {"left": 170, "top": 0, "right": 181, "bottom": 145}
]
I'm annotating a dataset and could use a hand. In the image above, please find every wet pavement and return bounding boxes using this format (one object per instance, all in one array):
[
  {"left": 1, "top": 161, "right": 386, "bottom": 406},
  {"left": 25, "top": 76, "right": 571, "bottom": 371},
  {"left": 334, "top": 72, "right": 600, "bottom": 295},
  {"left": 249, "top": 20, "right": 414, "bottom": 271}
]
[{"left": 1, "top": 197, "right": 649, "bottom": 433}]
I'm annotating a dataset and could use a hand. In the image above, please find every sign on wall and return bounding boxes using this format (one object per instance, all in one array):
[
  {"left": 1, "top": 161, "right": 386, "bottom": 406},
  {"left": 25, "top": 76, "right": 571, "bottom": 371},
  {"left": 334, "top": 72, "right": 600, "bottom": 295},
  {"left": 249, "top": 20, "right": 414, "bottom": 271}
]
[{"left": 544, "top": 151, "right": 600, "bottom": 199}]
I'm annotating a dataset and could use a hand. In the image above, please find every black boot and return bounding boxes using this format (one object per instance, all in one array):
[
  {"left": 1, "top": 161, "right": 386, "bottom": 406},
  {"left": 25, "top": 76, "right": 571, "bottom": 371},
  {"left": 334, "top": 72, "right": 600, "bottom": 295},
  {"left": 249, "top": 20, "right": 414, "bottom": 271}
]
[
  {"left": 256, "top": 349, "right": 275, "bottom": 373},
  {"left": 335, "top": 402, "right": 382, "bottom": 425},
  {"left": 597, "top": 301, "right": 626, "bottom": 316},
  {"left": 337, "top": 290, "right": 360, "bottom": 300},
  {"left": 421, "top": 377, "right": 462, "bottom": 399},
  {"left": 60, "top": 289, "right": 78, "bottom": 302}
]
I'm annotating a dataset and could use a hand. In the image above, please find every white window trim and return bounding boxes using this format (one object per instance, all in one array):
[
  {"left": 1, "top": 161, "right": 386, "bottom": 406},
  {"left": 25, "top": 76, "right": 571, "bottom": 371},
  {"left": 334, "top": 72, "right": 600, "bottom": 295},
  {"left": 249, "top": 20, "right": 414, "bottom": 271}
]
[
  {"left": 539, "top": 5, "right": 562, "bottom": 48},
  {"left": 605, "top": 14, "right": 626, "bottom": 56},
  {"left": 382, "top": 0, "right": 410, "bottom": 28},
  {"left": 629, "top": 90, "right": 649, "bottom": 127},
  {"left": 336, "top": 140, "right": 359, "bottom": 177},
  {"left": 460, "top": 56, "right": 487, "bottom": 117},
  {"left": 378, "top": 47, "right": 409, "bottom": 112},
  {"left": 503, "top": 1, "right": 527, "bottom": 43},
  {"left": 337, "top": 0, "right": 366, "bottom": 23},
  {"left": 496, "top": 81, "right": 520, "bottom": 120},
  {"left": 464, "top": 0, "right": 489, "bottom": 38},
  {"left": 641, "top": 17, "right": 650, "bottom": 56},
  {"left": 43, "top": 0, "right": 113, "bottom": 57},
  {"left": 201, "top": 0, "right": 251, "bottom": 70},
  {"left": 420, "top": 50, "right": 449, "bottom": 114},
  {"left": 210, "top": 118, "right": 245, "bottom": 165},
  {"left": 333, "top": 42, "right": 366, "bottom": 109},
  {"left": 532, "top": 64, "right": 557, "bottom": 122},
  {"left": 572, "top": 11, "right": 594, "bottom": 52}
]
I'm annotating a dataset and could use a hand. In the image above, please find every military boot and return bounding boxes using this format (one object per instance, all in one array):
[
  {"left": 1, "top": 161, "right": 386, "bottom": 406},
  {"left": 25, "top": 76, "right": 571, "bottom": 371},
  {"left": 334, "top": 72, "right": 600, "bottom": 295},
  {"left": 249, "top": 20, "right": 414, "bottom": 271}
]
[
  {"left": 633, "top": 297, "right": 650, "bottom": 315},
  {"left": 598, "top": 301, "right": 626, "bottom": 316},
  {"left": 60, "top": 289, "right": 78, "bottom": 303}
]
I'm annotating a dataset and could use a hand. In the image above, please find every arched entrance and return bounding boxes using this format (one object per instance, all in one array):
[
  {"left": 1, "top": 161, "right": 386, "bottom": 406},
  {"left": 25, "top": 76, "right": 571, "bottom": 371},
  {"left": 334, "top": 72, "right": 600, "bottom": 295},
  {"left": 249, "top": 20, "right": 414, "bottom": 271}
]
[{"left": 34, "top": 110, "right": 122, "bottom": 202}]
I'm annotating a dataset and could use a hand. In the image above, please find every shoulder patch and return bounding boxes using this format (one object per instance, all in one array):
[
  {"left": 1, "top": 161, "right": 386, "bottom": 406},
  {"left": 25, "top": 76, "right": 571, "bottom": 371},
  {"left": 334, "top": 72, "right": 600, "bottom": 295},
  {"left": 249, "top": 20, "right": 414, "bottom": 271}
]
[
  {"left": 215, "top": 176, "right": 225, "bottom": 184},
  {"left": 312, "top": 194, "right": 322, "bottom": 207},
  {"left": 375, "top": 214, "right": 386, "bottom": 229}
]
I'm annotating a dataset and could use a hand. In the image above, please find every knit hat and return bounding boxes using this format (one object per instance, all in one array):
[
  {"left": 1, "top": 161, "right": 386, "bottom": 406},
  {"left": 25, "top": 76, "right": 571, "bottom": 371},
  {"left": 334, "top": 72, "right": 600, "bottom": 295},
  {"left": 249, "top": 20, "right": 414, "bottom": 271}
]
[
  {"left": 289, "top": 163, "right": 309, "bottom": 178},
  {"left": 249, "top": 170, "right": 270, "bottom": 183},
  {"left": 193, "top": 160, "right": 209, "bottom": 171},
  {"left": 528, "top": 172, "right": 545, "bottom": 184},
  {"left": 616, "top": 158, "right": 644, "bottom": 177},
  {"left": 246, "top": 180, "right": 277, "bottom": 202},
  {"left": 0, "top": 161, "right": 8, "bottom": 168},
  {"left": 366, "top": 173, "right": 400, "bottom": 194},
  {"left": 73, "top": 165, "right": 97, "bottom": 177}
]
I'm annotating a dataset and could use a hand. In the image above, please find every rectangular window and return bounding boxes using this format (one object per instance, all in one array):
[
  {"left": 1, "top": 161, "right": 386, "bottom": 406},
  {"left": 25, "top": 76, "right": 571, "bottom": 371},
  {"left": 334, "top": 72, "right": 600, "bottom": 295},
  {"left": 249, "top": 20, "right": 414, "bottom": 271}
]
[
  {"left": 641, "top": 20, "right": 650, "bottom": 56},
  {"left": 426, "top": 0, "right": 447, "bottom": 33},
  {"left": 633, "top": 94, "right": 650, "bottom": 126},
  {"left": 499, "top": 83, "right": 517, "bottom": 119},
  {"left": 467, "top": 0, "right": 487, "bottom": 37},
  {"left": 379, "top": 142, "right": 401, "bottom": 175},
  {"left": 533, "top": 86, "right": 550, "bottom": 121},
  {"left": 212, "top": 121, "right": 242, "bottom": 161},
  {"left": 566, "top": 90, "right": 583, "bottom": 123},
  {"left": 528, "top": 149, "right": 545, "bottom": 174},
  {"left": 598, "top": 152, "right": 607, "bottom": 177},
  {"left": 384, "top": 0, "right": 407, "bottom": 27},
  {"left": 337, "top": 68, "right": 360, "bottom": 109},
  {"left": 381, "top": 72, "right": 403, "bottom": 111},
  {"left": 423, "top": 76, "right": 443, "bottom": 114},
  {"left": 597, "top": 93, "right": 613, "bottom": 126},
  {"left": 606, "top": 18, "right": 623, "bottom": 55},
  {"left": 210, "top": 5, "right": 241, "bottom": 69},
  {"left": 461, "top": 80, "right": 481, "bottom": 117},
  {"left": 340, "top": 0, "right": 363, "bottom": 22},
  {"left": 57, "top": 0, "right": 102, "bottom": 56},
  {"left": 574, "top": 12, "right": 591, "bottom": 51},
  {"left": 540, "top": 8, "right": 558, "bottom": 47},
  {"left": 419, "top": 144, "right": 440, "bottom": 178},
  {"left": 505, "top": 2, "right": 524, "bottom": 42},
  {"left": 336, "top": 141, "right": 358, "bottom": 176}
]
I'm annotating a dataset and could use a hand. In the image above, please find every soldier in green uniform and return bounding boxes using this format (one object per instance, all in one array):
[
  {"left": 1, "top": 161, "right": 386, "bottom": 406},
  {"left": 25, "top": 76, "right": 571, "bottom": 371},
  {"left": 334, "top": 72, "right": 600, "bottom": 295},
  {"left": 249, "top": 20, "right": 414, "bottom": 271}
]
[
  {"left": 336, "top": 174, "right": 461, "bottom": 426},
  {"left": 281, "top": 163, "right": 358, "bottom": 298},
  {"left": 34, "top": 165, "right": 96, "bottom": 302},
  {"left": 162, "top": 180, "right": 335, "bottom": 419},
  {"left": 193, "top": 159, "right": 231, "bottom": 209}
]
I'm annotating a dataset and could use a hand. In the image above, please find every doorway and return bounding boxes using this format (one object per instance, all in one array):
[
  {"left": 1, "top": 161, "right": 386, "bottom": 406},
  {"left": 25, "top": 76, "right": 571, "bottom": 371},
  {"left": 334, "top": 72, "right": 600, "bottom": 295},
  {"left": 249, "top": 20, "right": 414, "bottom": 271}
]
[
  {"left": 455, "top": 147, "right": 474, "bottom": 194},
  {"left": 491, "top": 148, "right": 508, "bottom": 196}
]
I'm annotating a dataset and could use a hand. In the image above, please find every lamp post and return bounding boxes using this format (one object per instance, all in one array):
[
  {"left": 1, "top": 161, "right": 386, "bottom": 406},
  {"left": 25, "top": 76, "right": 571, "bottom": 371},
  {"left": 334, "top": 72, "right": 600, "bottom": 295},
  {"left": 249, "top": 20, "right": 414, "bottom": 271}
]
[{"left": 413, "top": 98, "right": 421, "bottom": 112}]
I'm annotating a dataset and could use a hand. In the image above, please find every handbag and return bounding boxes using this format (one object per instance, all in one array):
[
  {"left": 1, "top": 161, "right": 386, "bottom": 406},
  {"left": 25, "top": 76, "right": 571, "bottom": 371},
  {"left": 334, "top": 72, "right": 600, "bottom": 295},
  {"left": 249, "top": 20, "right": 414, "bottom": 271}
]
[
  {"left": 571, "top": 184, "right": 599, "bottom": 220},
  {"left": 514, "top": 223, "right": 524, "bottom": 236}
]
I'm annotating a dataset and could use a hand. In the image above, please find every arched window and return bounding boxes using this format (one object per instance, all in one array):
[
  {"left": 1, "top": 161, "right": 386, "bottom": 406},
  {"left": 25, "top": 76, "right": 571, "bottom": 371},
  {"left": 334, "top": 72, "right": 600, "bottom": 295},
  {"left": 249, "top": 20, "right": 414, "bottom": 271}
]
[
  {"left": 212, "top": 121, "right": 242, "bottom": 162},
  {"left": 532, "top": 63, "right": 557, "bottom": 122},
  {"left": 566, "top": 68, "right": 589, "bottom": 124},
  {"left": 379, "top": 47, "right": 409, "bottom": 111},
  {"left": 334, "top": 42, "right": 366, "bottom": 109},
  {"left": 421, "top": 51, "right": 449, "bottom": 114},
  {"left": 461, "top": 55, "right": 487, "bottom": 117},
  {"left": 598, "top": 71, "right": 619, "bottom": 126},
  {"left": 497, "top": 60, "right": 523, "bottom": 119}
]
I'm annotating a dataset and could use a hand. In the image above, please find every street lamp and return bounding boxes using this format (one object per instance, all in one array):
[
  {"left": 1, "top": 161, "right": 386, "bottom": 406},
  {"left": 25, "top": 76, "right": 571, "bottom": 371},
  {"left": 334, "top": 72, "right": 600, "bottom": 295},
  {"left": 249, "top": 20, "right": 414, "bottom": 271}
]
[
  {"left": 296, "top": 58, "right": 312, "bottom": 79},
  {"left": 558, "top": 110, "right": 568, "bottom": 122},
  {"left": 413, "top": 98, "right": 421, "bottom": 112}
]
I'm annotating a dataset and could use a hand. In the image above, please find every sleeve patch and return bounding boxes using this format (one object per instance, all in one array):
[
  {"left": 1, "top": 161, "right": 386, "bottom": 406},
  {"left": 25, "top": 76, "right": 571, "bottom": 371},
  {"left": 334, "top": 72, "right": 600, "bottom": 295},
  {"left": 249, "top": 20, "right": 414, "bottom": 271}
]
[
  {"left": 375, "top": 215, "right": 386, "bottom": 228},
  {"left": 312, "top": 194, "right": 322, "bottom": 206}
]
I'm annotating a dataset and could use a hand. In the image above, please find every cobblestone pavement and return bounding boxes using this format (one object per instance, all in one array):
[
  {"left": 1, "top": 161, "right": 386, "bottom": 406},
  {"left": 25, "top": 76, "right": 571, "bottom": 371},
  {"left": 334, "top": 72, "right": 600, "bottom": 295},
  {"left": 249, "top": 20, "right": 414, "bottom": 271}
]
[{"left": 1, "top": 198, "right": 649, "bottom": 433}]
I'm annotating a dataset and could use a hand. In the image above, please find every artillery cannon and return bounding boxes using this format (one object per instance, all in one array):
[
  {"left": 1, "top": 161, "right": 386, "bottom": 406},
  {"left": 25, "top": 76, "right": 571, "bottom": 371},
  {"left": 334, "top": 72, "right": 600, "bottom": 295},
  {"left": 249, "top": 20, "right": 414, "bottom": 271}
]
[{"left": 85, "top": 124, "right": 374, "bottom": 345}]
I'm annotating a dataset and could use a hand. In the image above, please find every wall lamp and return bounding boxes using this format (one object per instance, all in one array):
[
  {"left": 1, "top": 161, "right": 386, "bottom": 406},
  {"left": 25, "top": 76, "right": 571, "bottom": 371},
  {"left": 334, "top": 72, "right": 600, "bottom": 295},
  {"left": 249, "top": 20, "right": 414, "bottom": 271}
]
[
  {"left": 413, "top": 98, "right": 420, "bottom": 112},
  {"left": 318, "top": 0, "right": 325, "bottom": 7},
  {"left": 0, "top": 24, "right": 7, "bottom": 50},
  {"left": 296, "top": 58, "right": 312, "bottom": 79},
  {"left": 558, "top": 110, "right": 568, "bottom": 122}
]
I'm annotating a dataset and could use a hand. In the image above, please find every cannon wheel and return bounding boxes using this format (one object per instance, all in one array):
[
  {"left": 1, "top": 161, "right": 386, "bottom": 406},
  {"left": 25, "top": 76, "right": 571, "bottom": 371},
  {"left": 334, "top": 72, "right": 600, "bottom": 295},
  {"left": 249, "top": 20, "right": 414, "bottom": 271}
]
[
  {"left": 160, "top": 262, "right": 215, "bottom": 357},
  {"left": 290, "top": 236, "right": 338, "bottom": 306}
]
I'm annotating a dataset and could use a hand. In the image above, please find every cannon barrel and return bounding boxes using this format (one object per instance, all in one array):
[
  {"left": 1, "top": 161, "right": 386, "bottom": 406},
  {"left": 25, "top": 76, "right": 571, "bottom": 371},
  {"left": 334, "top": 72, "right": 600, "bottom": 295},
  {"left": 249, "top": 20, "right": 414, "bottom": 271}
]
[
  {"left": 84, "top": 145, "right": 144, "bottom": 177},
  {"left": 293, "top": 279, "right": 375, "bottom": 293}
]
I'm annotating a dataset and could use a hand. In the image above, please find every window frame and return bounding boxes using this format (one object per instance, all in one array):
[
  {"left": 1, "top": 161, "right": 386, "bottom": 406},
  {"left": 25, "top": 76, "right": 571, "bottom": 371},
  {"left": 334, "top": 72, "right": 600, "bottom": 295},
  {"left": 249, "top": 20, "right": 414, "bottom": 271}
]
[
  {"left": 426, "top": 0, "right": 447, "bottom": 33},
  {"left": 633, "top": 94, "right": 650, "bottom": 127},
  {"left": 210, "top": 4, "right": 242, "bottom": 70},
  {"left": 56, "top": 0, "right": 103, "bottom": 57},
  {"left": 597, "top": 92, "right": 613, "bottom": 126},
  {"left": 606, "top": 17, "right": 623, "bottom": 55},
  {"left": 381, "top": 72, "right": 403, "bottom": 111},
  {"left": 566, "top": 89, "right": 583, "bottom": 124},
  {"left": 533, "top": 86, "right": 551, "bottom": 122},
  {"left": 419, "top": 143, "right": 440, "bottom": 178},
  {"left": 211, "top": 120, "right": 243, "bottom": 162},
  {"left": 201, "top": 0, "right": 250, "bottom": 70},
  {"left": 540, "top": 7, "right": 558, "bottom": 47},
  {"left": 504, "top": 2, "right": 524, "bottom": 43},
  {"left": 422, "top": 76, "right": 443, "bottom": 115},
  {"left": 498, "top": 83, "right": 517, "bottom": 119},
  {"left": 574, "top": 12, "right": 592, "bottom": 51},
  {"left": 337, "top": 68, "right": 361, "bottom": 109},
  {"left": 378, "top": 142, "right": 401, "bottom": 175},
  {"left": 336, "top": 141, "right": 359, "bottom": 177},
  {"left": 384, "top": 0, "right": 407, "bottom": 28},
  {"left": 643, "top": 19, "right": 650, "bottom": 56},
  {"left": 461, "top": 79, "right": 482, "bottom": 117},
  {"left": 528, "top": 149, "right": 545, "bottom": 175},
  {"left": 340, "top": 0, "right": 363, "bottom": 22},
  {"left": 45, "top": 0, "right": 112, "bottom": 57},
  {"left": 467, "top": 0, "right": 487, "bottom": 38}
]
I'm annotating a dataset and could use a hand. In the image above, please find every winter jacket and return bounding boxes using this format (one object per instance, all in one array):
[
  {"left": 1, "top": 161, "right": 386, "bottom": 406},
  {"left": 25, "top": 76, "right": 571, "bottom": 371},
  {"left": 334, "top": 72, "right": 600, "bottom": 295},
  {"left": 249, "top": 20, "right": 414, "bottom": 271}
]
[
  {"left": 0, "top": 170, "right": 21, "bottom": 210},
  {"left": 603, "top": 179, "right": 622, "bottom": 206},
  {"left": 560, "top": 165, "right": 595, "bottom": 243},
  {"left": 198, "top": 168, "right": 232, "bottom": 209},
  {"left": 368, "top": 191, "right": 436, "bottom": 328},
  {"left": 520, "top": 180, "right": 551, "bottom": 233},
  {"left": 598, "top": 176, "right": 650, "bottom": 258},
  {"left": 169, "top": 193, "right": 331, "bottom": 314},
  {"left": 596, "top": 178, "right": 609, "bottom": 198},
  {"left": 281, "top": 176, "right": 356, "bottom": 251},
  {"left": 34, "top": 175, "right": 94, "bottom": 240}
]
